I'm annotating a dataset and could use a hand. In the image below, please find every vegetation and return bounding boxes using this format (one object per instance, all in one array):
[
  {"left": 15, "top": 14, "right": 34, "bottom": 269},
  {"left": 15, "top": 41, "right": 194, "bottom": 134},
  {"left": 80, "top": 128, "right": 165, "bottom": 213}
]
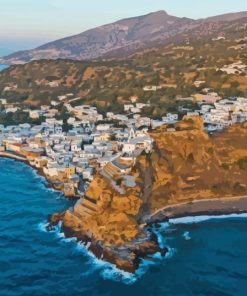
[
  {"left": 237, "top": 157, "right": 247, "bottom": 171},
  {"left": 0, "top": 38, "right": 246, "bottom": 117},
  {"left": 0, "top": 111, "right": 45, "bottom": 126}
]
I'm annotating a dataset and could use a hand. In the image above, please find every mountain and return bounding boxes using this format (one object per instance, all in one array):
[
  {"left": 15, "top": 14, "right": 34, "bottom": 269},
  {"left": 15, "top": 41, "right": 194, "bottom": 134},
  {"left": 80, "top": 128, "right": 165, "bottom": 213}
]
[
  {"left": 1, "top": 10, "right": 247, "bottom": 65},
  {"left": 205, "top": 11, "right": 247, "bottom": 22},
  {"left": 1, "top": 34, "right": 246, "bottom": 113}
]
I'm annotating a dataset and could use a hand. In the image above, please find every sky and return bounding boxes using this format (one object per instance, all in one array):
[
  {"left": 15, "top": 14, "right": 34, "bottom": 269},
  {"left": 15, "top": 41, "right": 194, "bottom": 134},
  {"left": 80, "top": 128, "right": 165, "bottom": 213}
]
[{"left": 0, "top": 0, "right": 247, "bottom": 53}]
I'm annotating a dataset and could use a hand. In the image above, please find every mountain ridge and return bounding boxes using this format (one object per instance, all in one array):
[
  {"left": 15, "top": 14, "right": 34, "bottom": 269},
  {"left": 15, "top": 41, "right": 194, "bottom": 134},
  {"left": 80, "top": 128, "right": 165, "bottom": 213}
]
[{"left": 1, "top": 10, "right": 247, "bottom": 64}]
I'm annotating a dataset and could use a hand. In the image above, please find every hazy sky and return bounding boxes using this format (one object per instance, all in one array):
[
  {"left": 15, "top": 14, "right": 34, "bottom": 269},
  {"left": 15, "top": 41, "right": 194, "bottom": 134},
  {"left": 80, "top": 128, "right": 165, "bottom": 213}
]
[{"left": 0, "top": 0, "right": 247, "bottom": 51}]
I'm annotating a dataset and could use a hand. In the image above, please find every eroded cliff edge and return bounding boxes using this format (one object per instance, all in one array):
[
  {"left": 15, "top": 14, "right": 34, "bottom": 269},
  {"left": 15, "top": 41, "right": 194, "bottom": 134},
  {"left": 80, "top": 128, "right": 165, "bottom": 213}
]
[{"left": 49, "top": 117, "right": 247, "bottom": 272}]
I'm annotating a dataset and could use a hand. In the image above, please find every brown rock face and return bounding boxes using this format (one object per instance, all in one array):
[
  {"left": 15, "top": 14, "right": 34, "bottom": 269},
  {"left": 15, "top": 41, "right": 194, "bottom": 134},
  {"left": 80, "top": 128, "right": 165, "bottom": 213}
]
[
  {"left": 48, "top": 117, "right": 247, "bottom": 272},
  {"left": 148, "top": 117, "right": 247, "bottom": 213}
]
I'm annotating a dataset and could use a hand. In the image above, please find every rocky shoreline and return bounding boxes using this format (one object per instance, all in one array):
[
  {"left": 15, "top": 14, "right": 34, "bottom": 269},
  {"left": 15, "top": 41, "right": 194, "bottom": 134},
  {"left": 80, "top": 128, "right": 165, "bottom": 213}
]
[
  {"left": 49, "top": 194, "right": 247, "bottom": 273},
  {"left": 47, "top": 211, "right": 167, "bottom": 273},
  {"left": 0, "top": 154, "right": 167, "bottom": 273},
  {"left": 46, "top": 195, "right": 247, "bottom": 273}
]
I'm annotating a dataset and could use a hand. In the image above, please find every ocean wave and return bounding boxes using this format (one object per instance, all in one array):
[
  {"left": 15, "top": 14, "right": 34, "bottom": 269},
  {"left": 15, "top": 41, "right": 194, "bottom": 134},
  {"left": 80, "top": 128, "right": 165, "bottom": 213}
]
[
  {"left": 182, "top": 231, "right": 191, "bottom": 240},
  {"left": 37, "top": 221, "right": 63, "bottom": 235},
  {"left": 37, "top": 221, "right": 49, "bottom": 233},
  {"left": 38, "top": 220, "right": 176, "bottom": 285},
  {"left": 152, "top": 222, "right": 171, "bottom": 248},
  {"left": 41, "top": 223, "right": 136, "bottom": 284},
  {"left": 73, "top": 224, "right": 176, "bottom": 284},
  {"left": 152, "top": 227, "right": 166, "bottom": 249},
  {"left": 100, "top": 266, "right": 136, "bottom": 285},
  {"left": 56, "top": 230, "right": 150, "bottom": 284},
  {"left": 164, "top": 246, "right": 176, "bottom": 259},
  {"left": 169, "top": 213, "right": 247, "bottom": 225},
  {"left": 76, "top": 242, "right": 137, "bottom": 284}
]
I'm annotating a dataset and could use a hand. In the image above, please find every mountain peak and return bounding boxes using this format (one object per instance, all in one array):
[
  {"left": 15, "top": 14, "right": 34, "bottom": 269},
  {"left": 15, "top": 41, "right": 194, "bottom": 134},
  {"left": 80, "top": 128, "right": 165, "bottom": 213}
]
[
  {"left": 143, "top": 10, "right": 172, "bottom": 20},
  {"left": 2, "top": 10, "right": 247, "bottom": 64},
  {"left": 150, "top": 10, "right": 168, "bottom": 16}
]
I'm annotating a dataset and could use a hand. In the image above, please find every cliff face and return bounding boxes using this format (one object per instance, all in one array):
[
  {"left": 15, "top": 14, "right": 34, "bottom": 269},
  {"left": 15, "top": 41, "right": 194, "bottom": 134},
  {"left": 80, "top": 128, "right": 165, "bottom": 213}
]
[
  {"left": 63, "top": 176, "right": 142, "bottom": 246},
  {"left": 50, "top": 176, "right": 165, "bottom": 272},
  {"left": 50, "top": 117, "right": 247, "bottom": 272},
  {"left": 148, "top": 117, "right": 247, "bottom": 213}
]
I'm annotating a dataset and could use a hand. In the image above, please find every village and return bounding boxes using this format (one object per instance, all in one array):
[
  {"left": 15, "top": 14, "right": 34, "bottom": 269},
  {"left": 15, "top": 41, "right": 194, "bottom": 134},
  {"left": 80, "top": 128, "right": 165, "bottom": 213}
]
[{"left": 0, "top": 89, "right": 247, "bottom": 200}]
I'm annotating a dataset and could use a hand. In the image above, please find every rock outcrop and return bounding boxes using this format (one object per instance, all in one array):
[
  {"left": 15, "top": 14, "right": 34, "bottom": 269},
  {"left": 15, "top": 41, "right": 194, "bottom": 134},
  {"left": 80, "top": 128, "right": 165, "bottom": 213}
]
[
  {"left": 49, "top": 117, "right": 247, "bottom": 272},
  {"left": 147, "top": 117, "right": 247, "bottom": 214}
]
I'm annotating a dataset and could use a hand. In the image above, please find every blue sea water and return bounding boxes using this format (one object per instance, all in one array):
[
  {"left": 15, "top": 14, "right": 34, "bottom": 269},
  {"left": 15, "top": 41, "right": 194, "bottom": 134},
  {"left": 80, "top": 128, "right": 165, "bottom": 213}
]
[
  {"left": 0, "top": 64, "right": 9, "bottom": 71},
  {"left": 0, "top": 158, "right": 247, "bottom": 296}
]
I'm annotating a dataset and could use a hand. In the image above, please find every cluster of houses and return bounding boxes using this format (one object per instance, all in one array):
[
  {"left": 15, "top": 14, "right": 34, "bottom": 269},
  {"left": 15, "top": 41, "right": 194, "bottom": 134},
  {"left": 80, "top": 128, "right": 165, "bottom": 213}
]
[
  {"left": 218, "top": 61, "right": 246, "bottom": 75},
  {"left": 202, "top": 97, "right": 247, "bottom": 132},
  {"left": 178, "top": 94, "right": 247, "bottom": 132},
  {"left": 0, "top": 88, "right": 247, "bottom": 199},
  {"left": 0, "top": 106, "right": 154, "bottom": 198},
  {"left": 124, "top": 102, "right": 150, "bottom": 114}
]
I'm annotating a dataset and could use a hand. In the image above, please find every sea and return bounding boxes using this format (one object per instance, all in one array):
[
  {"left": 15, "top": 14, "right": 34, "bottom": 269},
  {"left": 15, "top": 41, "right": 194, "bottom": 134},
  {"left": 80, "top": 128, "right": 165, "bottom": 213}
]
[
  {"left": 0, "top": 157, "right": 247, "bottom": 296},
  {"left": 0, "top": 64, "right": 9, "bottom": 71}
]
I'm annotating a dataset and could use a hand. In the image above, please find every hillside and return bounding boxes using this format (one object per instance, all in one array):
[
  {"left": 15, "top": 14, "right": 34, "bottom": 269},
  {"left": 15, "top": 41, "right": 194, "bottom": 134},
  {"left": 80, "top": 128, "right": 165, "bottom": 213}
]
[
  {"left": 1, "top": 10, "right": 247, "bottom": 64},
  {"left": 49, "top": 117, "right": 247, "bottom": 272},
  {"left": 0, "top": 36, "right": 246, "bottom": 117}
]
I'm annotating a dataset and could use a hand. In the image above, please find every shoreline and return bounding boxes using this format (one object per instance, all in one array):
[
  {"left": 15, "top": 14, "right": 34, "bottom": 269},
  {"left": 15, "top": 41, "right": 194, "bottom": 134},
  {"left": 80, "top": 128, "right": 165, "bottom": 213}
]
[
  {"left": 147, "top": 195, "right": 247, "bottom": 224},
  {"left": 0, "top": 153, "right": 79, "bottom": 200},
  {"left": 168, "top": 212, "right": 247, "bottom": 225},
  {"left": 2, "top": 152, "right": 247, "bottom": 273},
  {"left": 0, "top": 151, "right": 27, "bottom": 162}
]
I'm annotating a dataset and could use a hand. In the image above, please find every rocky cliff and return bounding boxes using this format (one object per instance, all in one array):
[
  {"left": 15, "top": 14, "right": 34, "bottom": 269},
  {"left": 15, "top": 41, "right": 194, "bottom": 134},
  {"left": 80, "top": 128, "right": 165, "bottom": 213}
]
[
  {"left": 147, "top": 117, "right": 247, "bottom": 213},
  {"left": 49, "top": 117, "right": 247, "bottom": 272}
]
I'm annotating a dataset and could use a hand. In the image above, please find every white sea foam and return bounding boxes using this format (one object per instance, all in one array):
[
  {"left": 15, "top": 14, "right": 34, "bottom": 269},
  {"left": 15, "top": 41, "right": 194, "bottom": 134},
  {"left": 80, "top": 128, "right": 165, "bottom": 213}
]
[
  {"left": 39, "top": 218, "right": 177, "bottom": 285},
  {"left": 157, "top": 222, "right": 170, "bottom": 231},
  {"left": 182, "top": 231, "right": 191, "bottom": 240},
  {"left": 165, "top": 246, "right": 176, "bottom": 259},
  {"left": 85, "top": 248, "right": 136, "bottom": 284},
  {"left": 169, "top": 213, "right": 247, "bottom": 225},
  {"left": 100, "top": 264, "right": 136, "bottom": 285},
  {"left": 74, "top": 242, "right": 137, "bottom": 284},
  {"left": 153, "top": 227, "right": 166, "bottom": 248},
  {"left": 46, "top": 231, "right": 137, "bottom": 284},
  {"left": 37, "top": 221, "right": 49, "bottom": 233},
  {"left": 151, "top": 252, "right": 163, "bottom": 259},
  {"left": 57, "top": 232, "right": 66, "bottom": 238}
]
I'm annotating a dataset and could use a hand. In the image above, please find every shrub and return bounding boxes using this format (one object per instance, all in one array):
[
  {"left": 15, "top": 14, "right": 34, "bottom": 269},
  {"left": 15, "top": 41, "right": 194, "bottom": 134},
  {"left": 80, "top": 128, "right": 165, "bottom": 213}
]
[
  {"left": 207, "top": 147, "right": 214, "bottom": 155},
  {"left": 233, "top": 182, "right": 245, "bottom": 194},
  {"left": 221, "top": 163, "right": 230, "bottom": 170},
  {"left": 116, "top": 178, "right": 122, "bottom": 186},
  {"left": 212, "top": 182, "right": 231, "bottom": 194},
  {"left": 237, "top": 157, "right": 247, "bottom": 171},
  {"left": 187, "top": 153, "right": 194, "bottom": 163}
]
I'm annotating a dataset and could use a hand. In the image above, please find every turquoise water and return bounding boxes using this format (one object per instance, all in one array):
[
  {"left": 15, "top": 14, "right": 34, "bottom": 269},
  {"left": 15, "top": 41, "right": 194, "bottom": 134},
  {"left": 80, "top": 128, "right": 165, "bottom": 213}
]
[
  {"left": 0, "top": 157, "right": 247, "bottom": 296},
  {"left": 0, "top": 64, "right": 9, "bottom": 71}
]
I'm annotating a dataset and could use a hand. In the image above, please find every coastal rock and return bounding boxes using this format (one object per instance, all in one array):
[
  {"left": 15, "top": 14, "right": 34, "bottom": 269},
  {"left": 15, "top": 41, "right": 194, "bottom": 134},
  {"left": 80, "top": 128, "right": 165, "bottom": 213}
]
[
  {"left": 47, "top": 118, "right": 247, "bottom": 272},
  {"left": 48, "top": 209, "right": 166, "bottom": 272},
  {"left": 47, "top": 212, "right": 65, "bottom": 226}
]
